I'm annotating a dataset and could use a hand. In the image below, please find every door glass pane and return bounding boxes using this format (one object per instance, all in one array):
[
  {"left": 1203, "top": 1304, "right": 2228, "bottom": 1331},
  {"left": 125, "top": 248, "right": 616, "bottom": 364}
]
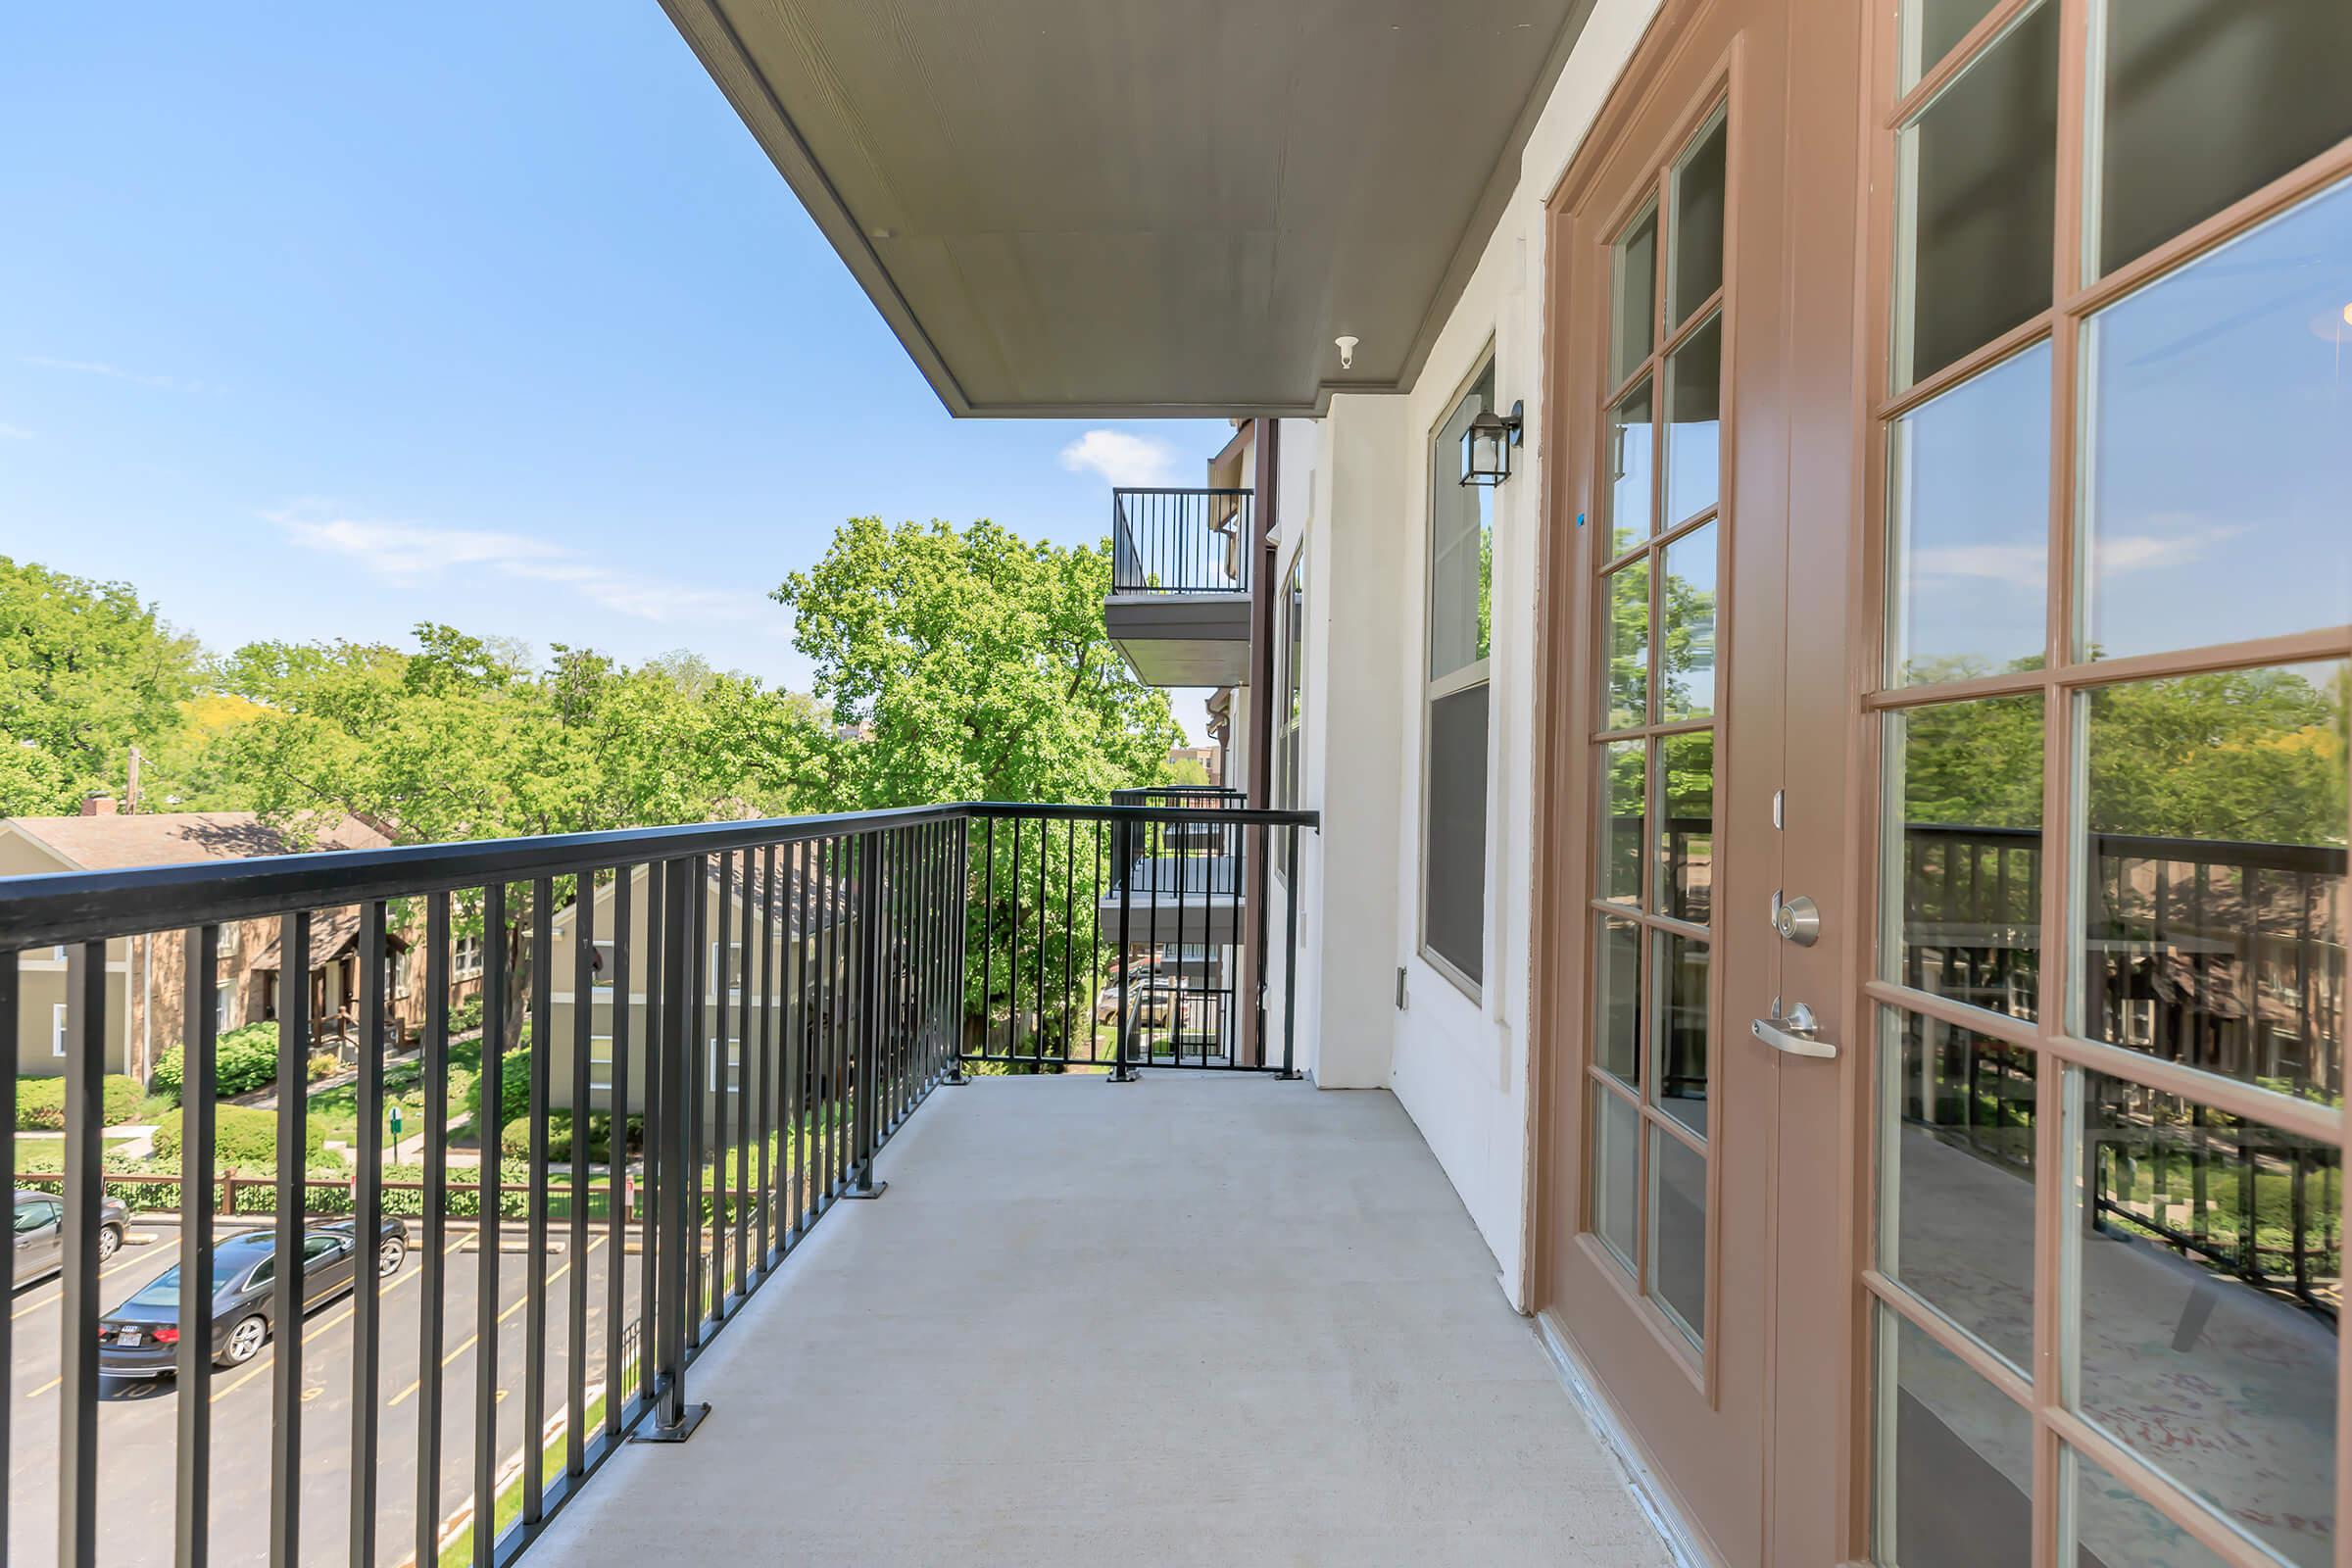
[
  {"left": 1647, "top": 1125, "right": 1706, "bottom": 1345},
  {"left": 1605, "top": 378, "right": 1656, "bottom": 552},
  {"left": 1595, "top": 917, "right": 1642, "bottom": 1086},
  {"left": 2095, "top": 1, "right": 2352, "bottom": 275},
  {"left": 1901, "top": 0, "right": 2004, "bottom": 90},
  {"left": 1894, "top": 0, "right": 2060, "bottom": 387},
  {"left": 2081, "top": 662, "right": 2347, "bottom": 1102},
  {"left": 1660, "top": 730, "right": 1715, "bottom": 923},
  {"left": 1880, "top": 1010, "right": 2036, "bottom": 1370},
  {"left": 1661, "top": 521, "right": 1718, "bottom": 721},
  {"left": 1669, "top": 114, "right": 1727, "bottom": 326},
  {"left": 1664, "top": 316, "right": 1723, "bottom": 528},
  {"left": 2080, "top": 180, "right": 2352, "bottom": 662},
  {"left": 1605, "top": 556, "right": 1651, "bottom": 728},
  {"left": 1601, "top": 740, "right": 1646, "bottom": 906},
  {"left": 1876, "top": 1305, "right": 2034, "bottom": 1567},
  {"left": 2070, "top": 1448, "right": 2234, "bottom": 1568},
  {"left": 1612, "top": 202, "right": 1659, "bottom": 389},
  {"left": 2074, "top": 1073, "right": 2339, "bottom": 1568},
  {"left": 1885, "top": 693, "right": 2043, "bottom": 1019},
  {"left": 1886, "top": 342, "right": 2049, "bottom": 687},
  {"left": 1654, "top": 931, "right": 1710, "bottom": 1136},
  {"left": 1592, "top": 1085, "right": 1640, "bottom": 1271}
]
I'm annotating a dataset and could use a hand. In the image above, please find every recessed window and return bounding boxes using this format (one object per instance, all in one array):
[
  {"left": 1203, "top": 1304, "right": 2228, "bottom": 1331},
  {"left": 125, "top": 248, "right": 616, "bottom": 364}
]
[{"left": 1422, "top": 357, "right": 1496, "bottom": 992}]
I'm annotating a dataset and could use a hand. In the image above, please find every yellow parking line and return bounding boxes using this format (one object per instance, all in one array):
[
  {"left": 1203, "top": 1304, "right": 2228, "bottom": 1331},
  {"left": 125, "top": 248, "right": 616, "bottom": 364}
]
[
  {"left": 385, "top": 1235, "right": 608, "bottom": 1409},
  {"left": 12, "top": 1242, "right": 180, "bottom": 1322},
  {"left": 210, "top": 1230, "right": 468, "bottom": 1404}
]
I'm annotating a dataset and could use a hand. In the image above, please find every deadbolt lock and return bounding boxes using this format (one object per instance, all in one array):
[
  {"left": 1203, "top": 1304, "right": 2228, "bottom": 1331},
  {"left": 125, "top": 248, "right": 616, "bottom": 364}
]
[{"left": 1773, "top": 894, "right": 1822, "bottom": 947}]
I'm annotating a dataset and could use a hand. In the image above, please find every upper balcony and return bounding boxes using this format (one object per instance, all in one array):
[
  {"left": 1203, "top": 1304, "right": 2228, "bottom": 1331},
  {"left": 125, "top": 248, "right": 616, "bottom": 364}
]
[{"left": 1104, "top": 488, "right": 1254, "bottom": 688}]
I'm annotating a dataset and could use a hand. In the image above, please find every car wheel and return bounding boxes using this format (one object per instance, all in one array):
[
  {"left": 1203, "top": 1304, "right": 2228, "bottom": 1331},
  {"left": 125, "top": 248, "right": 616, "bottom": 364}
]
[
  {"left": 377, "top": 1238, "right": 407, "bottom": 1278},
  {"left": 219, "top": 1315, "right": 269, "bottom": 1367},
  {"left": 97, "top": 1224, "right": 122, "bottom": 1262}
]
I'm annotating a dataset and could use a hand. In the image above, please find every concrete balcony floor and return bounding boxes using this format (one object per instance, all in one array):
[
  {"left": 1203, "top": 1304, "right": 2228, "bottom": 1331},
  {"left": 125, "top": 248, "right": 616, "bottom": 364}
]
[{"left": 530, "top": 1073, "right": 1670, "bottom": 1567}]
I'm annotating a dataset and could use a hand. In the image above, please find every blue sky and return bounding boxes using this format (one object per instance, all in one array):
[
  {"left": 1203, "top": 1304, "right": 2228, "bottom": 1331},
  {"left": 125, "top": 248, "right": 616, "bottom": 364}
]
[{"left": 0, "top": 6, "right": 1226, "bottom": 740}]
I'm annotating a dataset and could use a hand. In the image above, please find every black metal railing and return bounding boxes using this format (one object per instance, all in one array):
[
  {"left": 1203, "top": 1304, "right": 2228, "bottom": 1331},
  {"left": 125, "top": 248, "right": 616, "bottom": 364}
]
[
  {"left": 958, "top": 803, "right": 1306, "bottom": 1075},
  {"left": 0, "top": 798, "right": 1314, "bottom": 1567},
  {"left": 1109, "top": 488, "right": 1253, "bottom": 595}
]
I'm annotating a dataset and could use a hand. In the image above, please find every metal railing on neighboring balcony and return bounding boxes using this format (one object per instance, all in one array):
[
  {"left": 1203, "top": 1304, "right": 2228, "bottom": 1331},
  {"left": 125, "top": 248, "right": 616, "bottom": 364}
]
[
  {"left": 0, "top": 797, "right": 1313, "bottom": 1567},
  {"left": 1109, "top": 488, "right": 1253, "bottom": 595}
]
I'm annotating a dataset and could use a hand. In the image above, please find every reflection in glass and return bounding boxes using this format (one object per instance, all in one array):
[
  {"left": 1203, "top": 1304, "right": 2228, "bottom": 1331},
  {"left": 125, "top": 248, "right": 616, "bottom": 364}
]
[
  {"left": 1606, "top": 379, "right": 1656, "bottom": 553},
  {"left": 1429, "top": 362, "right": 1497, "bottom": 680},
  {"left": 1592, "top": 1085, "right": 1639, "bottom": 1272},
  {"left": 1648, "top": 1125, "right": 1706, "bottom": 1346},
  {"left": 1876, "top": 1305, "right": 2034, "bottom": 1567},
  {"left": 1612, "top": 203, "right": 1659, "bottom": 389},
  {"left": 1661, "top": 522, "right": 1717, "bottom": 721},
  {"left": 1879, "top": 1011, "right": 2035, "bottom": 1369},
  {"left": 1669, "top": 114, "right": 1727, "bottom": 326},
  {"left": 1605, "top": 556, "right": 1651, "bottom": 729},
  {"left": 1655, "top": 932, "right": 1709, "bottom": 1136},
  {"left": 1660, "top": 730, "right": 1715, "bottom": 924},
  {"left": 1894, "top": 0, "right": 2059, "bottom": 386},
  {"left": 1601, "top": 740, "right": 1646, "bottom": 906},
  {"left": 2096, "top": 4, "right": 2352, "bottom": 275},
  {"left": 1900, "top": 0, "right": 2003, "bottom": 90},
  {"left": 2082, "top": 180, "right": 2352, "bottom": 662},
  {"left": 1595, "top": 917, "right": 1642, "bottom": 1086},
  {"left": 2082, "top": 662, "right": 2347, "bottom": 1102},
  {"left": 1664, "top": 316, "right": 1723, "bottom": 528},
  {"left": 1885, "top": 694, "right": 2044, "bottom": 1019},
  {"left": 2074, "top": 1074, "right": 2340, "bottom": 1568},
  {"left": 1886, "top": 342, "right": 2049, "bottom": 686},
  {"left": 2071, "top": 1447, "right": 2233, "bottom": 1568}
]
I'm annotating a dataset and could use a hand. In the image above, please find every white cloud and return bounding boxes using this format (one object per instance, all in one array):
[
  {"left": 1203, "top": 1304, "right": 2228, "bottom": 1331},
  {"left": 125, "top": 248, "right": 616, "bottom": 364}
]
[
  {"left": 2094, "top": 520, "right": 2243, "bottom": 575},
  {"left": 20, "top": 355, "right": 178, "bottom": 389},
  {"left": 1910, "top": 543, "right": 2044, "bottom": 588},
  {"left": 1057, "top": 429, "right": 1177, "bottom": 488},
  {"left": 270, "top": 509, "right": 765, "bottom": 625}
]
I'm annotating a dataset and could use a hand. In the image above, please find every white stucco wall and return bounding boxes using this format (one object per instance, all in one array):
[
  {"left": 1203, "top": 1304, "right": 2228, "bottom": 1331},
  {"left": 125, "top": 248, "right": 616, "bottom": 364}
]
[{"left": 1288, "top": 0, "right": 1667, "bottom": 1307}]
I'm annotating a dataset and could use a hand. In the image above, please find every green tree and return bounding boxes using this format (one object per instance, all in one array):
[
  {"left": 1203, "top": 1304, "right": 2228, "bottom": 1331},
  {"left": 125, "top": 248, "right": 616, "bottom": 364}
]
[
  {"left": 0, "top": 557, "right": 200, "bottom": 813},
  {"left": 774, "top": 517, "right": 1183, "bottom": 1054}
]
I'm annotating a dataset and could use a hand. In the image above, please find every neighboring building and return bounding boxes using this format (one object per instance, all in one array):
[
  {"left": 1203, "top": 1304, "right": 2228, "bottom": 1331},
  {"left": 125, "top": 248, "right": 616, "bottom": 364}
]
[
  {"left": 1165, "top": 744, "right": 1220, "bottom": 786},
  {"left": 544, "top": 854, "right": 854, "bottom": 1117},
  {"left": 1, "top": 803, "right": 416, "bottom": 1082}
]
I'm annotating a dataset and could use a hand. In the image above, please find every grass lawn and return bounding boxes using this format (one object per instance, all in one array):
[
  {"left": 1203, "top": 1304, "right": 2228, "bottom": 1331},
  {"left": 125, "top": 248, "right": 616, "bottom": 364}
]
[{"left": 308, "top": 1036, "right": 485, "bottom": 1148}]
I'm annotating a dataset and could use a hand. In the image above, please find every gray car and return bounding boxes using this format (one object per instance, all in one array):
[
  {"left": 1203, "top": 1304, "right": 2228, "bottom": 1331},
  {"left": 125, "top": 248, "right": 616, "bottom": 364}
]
[
  {"left": 97, "top": 1217, "right": 409, "bottom": 1375},
  {"left": 13, "top": 1188, "right": 130, "bottom": 1281}
]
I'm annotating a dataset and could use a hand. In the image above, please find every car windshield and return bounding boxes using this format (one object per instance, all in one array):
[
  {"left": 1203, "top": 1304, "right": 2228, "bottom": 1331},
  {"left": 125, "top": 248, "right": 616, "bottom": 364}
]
[{"left": 123, "top": 1248, "right": 266, "bottom": 1308}]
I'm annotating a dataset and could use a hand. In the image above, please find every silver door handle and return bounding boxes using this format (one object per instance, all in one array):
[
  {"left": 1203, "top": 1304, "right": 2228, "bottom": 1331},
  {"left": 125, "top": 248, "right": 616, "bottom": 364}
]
[{"left": 1751, "top": 1002, "right": 1837, "bottom": 1060}]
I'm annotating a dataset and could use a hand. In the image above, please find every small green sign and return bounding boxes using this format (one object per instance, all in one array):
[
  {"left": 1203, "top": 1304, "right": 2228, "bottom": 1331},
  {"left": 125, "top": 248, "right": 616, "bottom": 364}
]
[{"left": 389, "top": 1106, "right": 404, "bottom": 1137}]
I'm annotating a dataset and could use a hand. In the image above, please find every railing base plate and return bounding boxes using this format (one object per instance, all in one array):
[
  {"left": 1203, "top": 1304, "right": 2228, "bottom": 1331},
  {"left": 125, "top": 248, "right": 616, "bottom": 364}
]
[
  {"left": 842, "top": 1181, "right": 889, "bottom": 1200},
  {"left": 630, "top": 1403, "right": 710, "bottom": 1445}
]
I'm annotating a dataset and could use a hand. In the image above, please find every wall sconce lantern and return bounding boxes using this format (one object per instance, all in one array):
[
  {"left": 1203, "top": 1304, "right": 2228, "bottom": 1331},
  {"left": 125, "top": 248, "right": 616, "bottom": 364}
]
[{"left": 1459, "top": 400, "right": 1524, "bottom": 486}]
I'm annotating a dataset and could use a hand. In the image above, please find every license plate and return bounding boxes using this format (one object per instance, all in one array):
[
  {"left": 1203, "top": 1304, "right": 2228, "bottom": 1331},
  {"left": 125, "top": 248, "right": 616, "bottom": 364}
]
[{"left": 119, "top": 1330, "right": 141, "bottom": 1347}]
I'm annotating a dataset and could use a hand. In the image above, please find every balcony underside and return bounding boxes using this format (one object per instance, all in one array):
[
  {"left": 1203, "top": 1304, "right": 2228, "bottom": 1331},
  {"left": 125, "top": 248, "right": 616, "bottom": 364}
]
[
  {"left": 1104, "top": 592, "right": 1251, "bottom": 687},
  {"left": 527, "top": 1075, "right": 1665, "bottom": 1566}
]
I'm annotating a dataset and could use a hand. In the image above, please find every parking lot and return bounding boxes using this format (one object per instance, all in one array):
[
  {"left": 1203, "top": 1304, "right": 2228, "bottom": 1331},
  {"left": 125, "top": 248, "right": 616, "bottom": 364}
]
[{"left": 9, "top": 1216, "right": 651, "bottom": 1568}]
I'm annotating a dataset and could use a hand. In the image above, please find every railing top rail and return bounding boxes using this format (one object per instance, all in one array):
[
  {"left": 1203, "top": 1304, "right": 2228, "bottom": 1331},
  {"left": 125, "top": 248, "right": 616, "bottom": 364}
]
[
  {"left": 1107, "top": 486, "right": 1254, "bottom": 497},
  {"left": 0, "top": 800, "right": 1319, "bottom": 948}
]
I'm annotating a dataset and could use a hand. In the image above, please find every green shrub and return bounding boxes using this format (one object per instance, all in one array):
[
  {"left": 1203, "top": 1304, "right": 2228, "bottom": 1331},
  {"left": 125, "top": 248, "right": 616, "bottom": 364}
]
[
  {"left": 499, "top": 1110, "right": 646, "bottom": 1165},
  {"left": 150, "top": 1103, "right": 326, "bottom": 1166},
  {"left": 448, "top": 997, "right": 485, "bottom": 1035},
  {"left": 463, "top": 1047, "right": 532, "bottom": 1132},
  {"left": 149, "top": 1045, "right": 183, "bottom": 1104},
  {"left": 16, "top": 1074, "right": 148, "bottom": 1130},
  {"left": 217, "top": 1023, "right": 282, "bottom": 1096}
]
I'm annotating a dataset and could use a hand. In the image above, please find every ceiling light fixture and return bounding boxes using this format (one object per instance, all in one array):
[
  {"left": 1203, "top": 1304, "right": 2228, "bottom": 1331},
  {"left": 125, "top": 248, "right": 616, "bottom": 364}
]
[{"left": 1334, "top": 335, "right": 1358, "bottom": 371}]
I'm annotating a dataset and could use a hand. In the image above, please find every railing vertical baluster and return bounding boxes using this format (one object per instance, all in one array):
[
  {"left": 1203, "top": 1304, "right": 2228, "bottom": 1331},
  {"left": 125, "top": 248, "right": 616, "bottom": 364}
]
[
  {"left": 417, "top": 891, "right": 452, "bottom": 1568},
  {"left": 274, "top": 908, "right": 312, "bottom": 1568},
  {"left": 175, "top": 923, "right": 219, "bottom": 1568},
  {"left": 522, "top": 879, "right": 553, "bottom": 1526},
  {"left": 735, "top": 850, "right": 754, "bottom": 1297},
  {"left": 351, "top": 899, "right": 389, "bottom": 1567},
  {"left": 1034, "top": 814, "right": 1049, "bottom": 1071},
  {"left": 1088, "top": 821, "right": 1103, "bottom": 1066},
  {"left": 1147, "top": 816, "right": 1162, "bottom": 1064},
  {"left": 851, "top": 833, "right": 887, "bottom": 1197},
  {"left": 792, "top": 843, "right": 811, "bottom": 1235},
  {"left": 473, "top": 886, "right": 505, "bottom": 1568},
  {"left": 637, "top": 866, "right": 661, "bottom": 1407},
  {"left": 59, "top": 939, "right": 105, "bottom": 1568},
  {"left": 1283, "top": 824, "right": 1302, "bottom": 1078},
  {"left": 690, "top": 854, "right": 712, "bottom": 1332},
  {"left": 568, "top": 872, "right": 594, "bottom": 1478},
  {"left": 636, "top": 855, "right": 706, "bottom": 1442},
  {"left": 607, "top": 866, "right": 632, "bottom": 1432},
  {"left": 1007, "top": 816, "right": 1020, "bottom": 1062},
  {"left": 758, "top": 844, "right": 776, "bottom": 1269},
  {"left": 1113, "top": 820, "right": 1135, "bottom": 1083},
  {"left": 0, "top": 950, "right": 13, "bottom": 1558},
  {"left": 819, "top": 839, "right": 836, "bottom": 1203},
  {"left": 1060, "top": 822, "right": 1076, "bottom": 1064},
  {"left": 980, "top": 818, "right": 996, "bottom": 1066},
  {"left": 710, "top": 850, "right": 731, "bottom": 1319},
  {"left": 1176, "top": 811, "right": 1192, "bottom": 1065}
]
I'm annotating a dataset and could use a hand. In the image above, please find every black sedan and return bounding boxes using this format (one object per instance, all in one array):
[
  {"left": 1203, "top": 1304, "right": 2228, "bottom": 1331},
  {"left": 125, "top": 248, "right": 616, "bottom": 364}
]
[{"left": 97, "top": 1217, "right": 409, "bottom": 1375}]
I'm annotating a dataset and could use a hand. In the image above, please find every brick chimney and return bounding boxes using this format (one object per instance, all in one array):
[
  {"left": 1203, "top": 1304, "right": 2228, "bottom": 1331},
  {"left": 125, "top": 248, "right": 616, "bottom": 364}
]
[{"left": 80, "top": 793, "right": 118, "bottom": 816}]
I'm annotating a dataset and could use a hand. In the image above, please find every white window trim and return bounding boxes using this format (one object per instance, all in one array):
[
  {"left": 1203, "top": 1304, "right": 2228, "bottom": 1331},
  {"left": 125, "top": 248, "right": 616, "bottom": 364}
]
[{"left": 52, "top": 1003, "right": 69, "bottom": 1057}]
